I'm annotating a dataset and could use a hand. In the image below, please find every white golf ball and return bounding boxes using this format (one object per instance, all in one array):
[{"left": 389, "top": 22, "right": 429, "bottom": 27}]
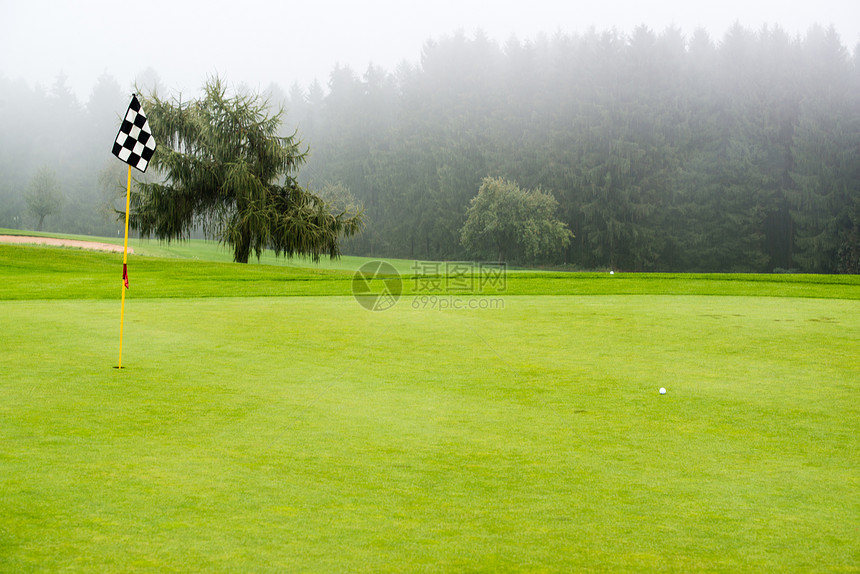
[{"left": 659, "top": 387, "right": 666, "bottom": 395}]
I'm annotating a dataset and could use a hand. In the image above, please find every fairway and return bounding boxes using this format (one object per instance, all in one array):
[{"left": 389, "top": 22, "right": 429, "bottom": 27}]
[{"left": 1, "top": 243, "right": 859, "bottom": 572}]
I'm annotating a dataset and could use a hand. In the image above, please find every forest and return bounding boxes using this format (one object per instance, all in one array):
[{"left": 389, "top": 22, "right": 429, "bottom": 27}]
[{"left": 1, "top": 23, "right": 858, "bottom": 272}]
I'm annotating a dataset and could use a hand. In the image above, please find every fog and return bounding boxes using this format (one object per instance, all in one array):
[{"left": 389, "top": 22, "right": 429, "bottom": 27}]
[
  {"left": 1, "top": 2, "right": 858, "bottom": 273},
  {"left": 1, "top": 0, "right": 857, "bottom": 99}
]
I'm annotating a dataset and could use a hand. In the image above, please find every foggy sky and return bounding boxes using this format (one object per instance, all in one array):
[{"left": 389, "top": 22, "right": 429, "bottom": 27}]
[{"left": 1, "top": 0, "right": 858, "bottom": 100}]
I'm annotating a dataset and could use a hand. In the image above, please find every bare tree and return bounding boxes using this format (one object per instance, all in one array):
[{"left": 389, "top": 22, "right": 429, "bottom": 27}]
[{"left": 25, "top": 166, "right": 64, "bottom": 231}]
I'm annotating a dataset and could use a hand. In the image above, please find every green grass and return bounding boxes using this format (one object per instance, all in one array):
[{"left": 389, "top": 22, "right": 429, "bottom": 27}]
[
  {"left": 1, "top": 241, "right": 859, "bottom": 572},
  {"left": 0, "top": 228, "right": 422, "bottom": 273},
  {"left": 2, "top": 244, "right": 858, "bottom": 301}
]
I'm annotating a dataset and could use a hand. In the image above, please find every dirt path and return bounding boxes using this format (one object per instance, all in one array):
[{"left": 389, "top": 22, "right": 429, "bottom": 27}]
[{"left": 0, "top": 235, "right": 133, "bottom": 254}]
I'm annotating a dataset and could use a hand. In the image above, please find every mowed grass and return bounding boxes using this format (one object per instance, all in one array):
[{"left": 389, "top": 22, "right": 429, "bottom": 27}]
[
  {"left": 0, "top": 228, "right": 422, "bottom": 274},
  {"left": 1, "top": 244, "right": 858, "bottom": 301},
  {"left": 1, "top": 242, "right": 859, "bottom": 572}
]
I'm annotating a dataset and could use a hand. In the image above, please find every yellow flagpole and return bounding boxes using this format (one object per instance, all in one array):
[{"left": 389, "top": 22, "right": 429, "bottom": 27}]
[{"left": 118, "top": 164, "right": 132, "bottom": 369}]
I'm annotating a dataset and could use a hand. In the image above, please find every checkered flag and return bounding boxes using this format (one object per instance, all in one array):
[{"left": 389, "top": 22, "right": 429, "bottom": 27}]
[{"left": 112, "top": 94, "right": 156, "bottom": 173}]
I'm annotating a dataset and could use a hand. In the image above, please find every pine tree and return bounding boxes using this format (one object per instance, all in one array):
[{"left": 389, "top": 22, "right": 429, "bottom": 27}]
[{"left": 130, "top": 77, "right": 362, "bottom": 263}]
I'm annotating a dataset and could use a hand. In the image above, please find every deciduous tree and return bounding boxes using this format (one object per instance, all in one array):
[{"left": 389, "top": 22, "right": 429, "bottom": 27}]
[
  {"left": 25, "top": 166, "right": 63, "bottom": 231},
  {"left": 461, "top": 177, "right": 571, "bottom": 263}
]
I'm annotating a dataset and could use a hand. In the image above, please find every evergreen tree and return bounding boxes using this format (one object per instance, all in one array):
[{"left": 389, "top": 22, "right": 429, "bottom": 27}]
[
  {"left": 787, "top": 26, "right": 858, "bottom": 272},
  {"left": 130, "top": 76, "right": 362, "bottom": 263}
]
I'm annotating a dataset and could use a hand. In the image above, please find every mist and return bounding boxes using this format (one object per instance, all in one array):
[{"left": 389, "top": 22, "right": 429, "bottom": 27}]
[
  {"left": 1, "top": 0, "right": 857, "bottom": 100},
  {"left": 1, "top": 7, "right": 859, "bottom": 272}
]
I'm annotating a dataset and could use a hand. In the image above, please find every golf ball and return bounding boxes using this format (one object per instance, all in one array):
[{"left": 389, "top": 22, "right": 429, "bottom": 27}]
[{"left": 659, "top": 387, "right": 666, "bottom": 395}]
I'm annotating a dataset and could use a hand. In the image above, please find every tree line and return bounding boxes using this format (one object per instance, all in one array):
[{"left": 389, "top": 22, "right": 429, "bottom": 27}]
[
  {"left": 0, "top": 72, "right": 131, "bottom": 237},
  {"left": 1, "top": 24, "right": 858, "bottom": 272},
  {"left": 283, "top": 24, "right": 859, "bottom": 272}
]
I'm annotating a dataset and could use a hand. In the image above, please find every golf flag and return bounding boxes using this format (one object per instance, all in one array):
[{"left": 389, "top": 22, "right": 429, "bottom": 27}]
[
  {"left": 113, "top": 94, "right": 155, "bottom": 368},
  {"left": 112, "top": 94, "right": 156, "bottom": 173}
]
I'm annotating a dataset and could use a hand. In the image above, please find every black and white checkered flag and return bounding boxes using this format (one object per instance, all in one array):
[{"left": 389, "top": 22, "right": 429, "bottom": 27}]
[{"left": 112, "top": 94, "right": 156, "bottom": 173}]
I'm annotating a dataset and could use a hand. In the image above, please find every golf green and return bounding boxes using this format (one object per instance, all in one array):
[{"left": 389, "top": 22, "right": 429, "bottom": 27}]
[{"left": 1, "top": 290, "right": 857, "bottom": 572}]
